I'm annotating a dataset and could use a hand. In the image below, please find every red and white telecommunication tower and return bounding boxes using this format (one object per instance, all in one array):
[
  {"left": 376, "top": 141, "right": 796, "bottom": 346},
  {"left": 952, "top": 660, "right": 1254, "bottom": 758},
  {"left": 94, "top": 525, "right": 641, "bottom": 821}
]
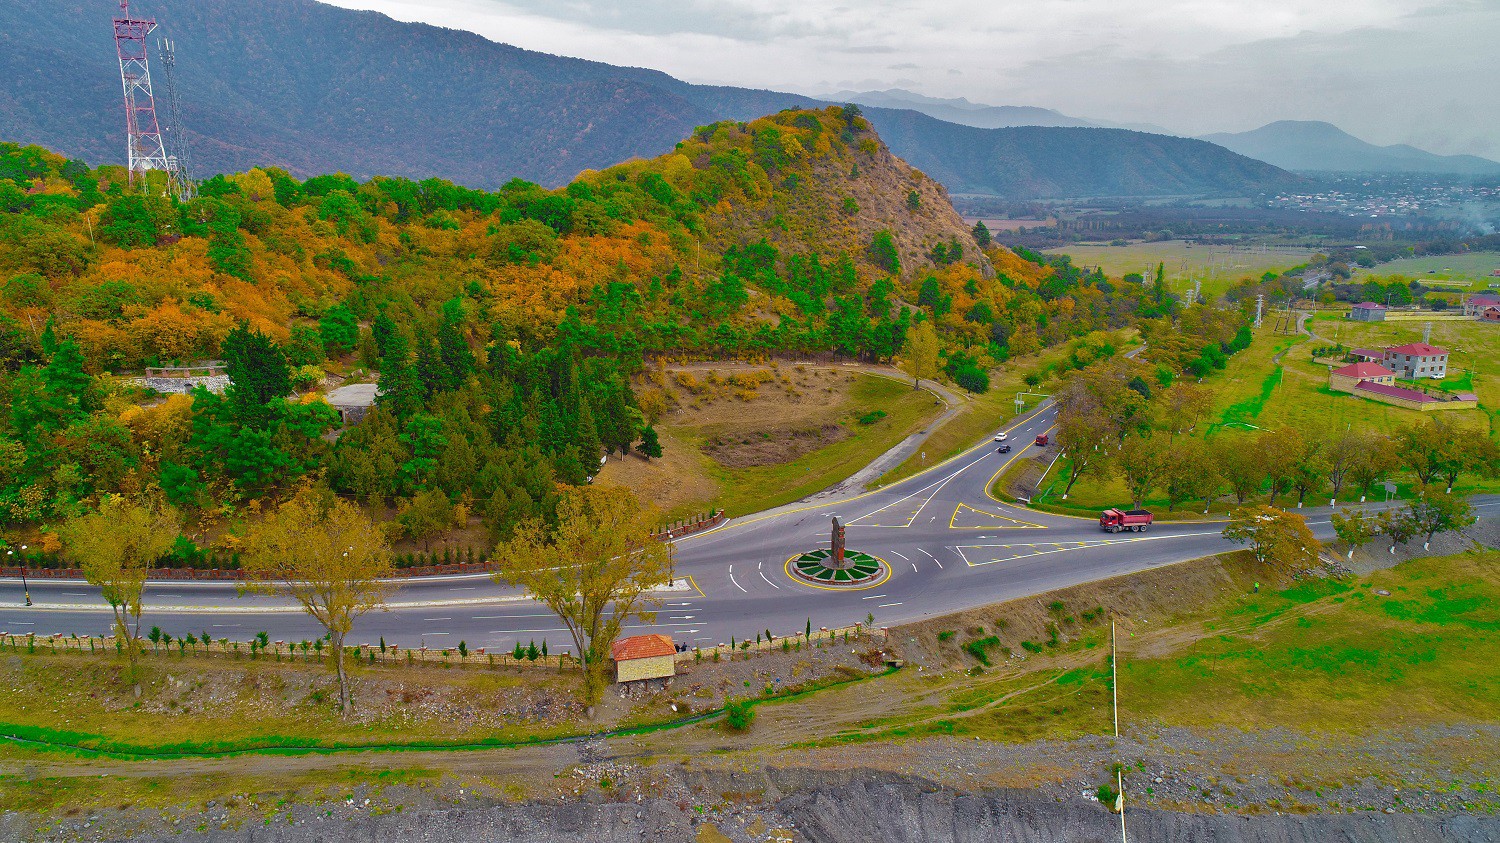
[{"left": 114, "top": 1, "right": 171, "bottom": 186}]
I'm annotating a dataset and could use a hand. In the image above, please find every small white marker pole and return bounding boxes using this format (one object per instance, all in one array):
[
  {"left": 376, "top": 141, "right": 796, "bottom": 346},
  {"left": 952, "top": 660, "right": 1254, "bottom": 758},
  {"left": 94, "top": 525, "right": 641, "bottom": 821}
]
[{"left": 1113, "top": 619, "right": 1127, "bottom": 842}]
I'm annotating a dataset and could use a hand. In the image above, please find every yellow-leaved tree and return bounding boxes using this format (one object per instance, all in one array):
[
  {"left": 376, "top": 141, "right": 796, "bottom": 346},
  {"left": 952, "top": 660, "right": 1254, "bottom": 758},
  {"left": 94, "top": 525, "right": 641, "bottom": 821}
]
[
  {"left": 493, "top": 485, "right": 670, "bottom": 704},
  {"left": 898, "top": 319, "right": 939, "bottom": 390},
  {"left": 242, "top": 488, "right": 392, "bottom": 714},
  {"left": 60, "top": 495, "right": 180, "bottom": 688},
  {"left": 1221, "top": 505, "right": 1322, "bottom": 576}
]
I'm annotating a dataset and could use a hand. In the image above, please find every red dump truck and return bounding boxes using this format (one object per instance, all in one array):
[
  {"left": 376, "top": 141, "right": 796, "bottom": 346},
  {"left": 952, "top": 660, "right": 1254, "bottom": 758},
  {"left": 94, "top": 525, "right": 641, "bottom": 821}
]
[{"left": 1100, "top": 508, "right": 1153, "bottom": 533}]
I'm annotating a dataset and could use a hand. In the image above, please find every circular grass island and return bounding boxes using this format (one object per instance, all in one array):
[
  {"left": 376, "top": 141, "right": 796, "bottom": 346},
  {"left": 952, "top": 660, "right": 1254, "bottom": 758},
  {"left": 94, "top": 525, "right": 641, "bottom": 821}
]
[{"left": 787, "top": 548, "right": 888, "bottom": 588}]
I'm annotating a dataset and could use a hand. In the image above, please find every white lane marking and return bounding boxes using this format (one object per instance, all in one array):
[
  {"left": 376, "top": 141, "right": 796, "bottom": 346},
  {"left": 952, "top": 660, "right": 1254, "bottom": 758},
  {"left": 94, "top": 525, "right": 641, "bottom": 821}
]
[
  {"left": 911, "top": 563, "right": 918, "bottom": 572},
  {"left": 212, "top": 623, "right": 241, "bottom": 628},
  {"left": 452, "top": 587, "right": 477, "bottom": 591},
  {"left": 917, "top": 548, "right": 935, "bottom": 559},
  {"left": 759, "top": 571, "right": 781, "bottom": 589},
  {"left": 849, "top": 454, "right": 987, "bottom": 525},
  {"left": 425, "top": 631, "right": 450, "bottom": 635},
  {"left": 729, "top": 573, "right": 747, "bottom": 593},
  {"left": 669, "top": 615, "right": 695, "bottom": 620},
  {"left": 10, "top": 621, "right": 33, "bottom": 625},
  {"left": 861, "top": 594, "right": 887, "bottom": 600},
  {"left": 471, "top": 613, "right": 555, "bottom": 620},
  {"left": 889, "top": 551, "right": 909, "bottom": 561},
  {"left": 63, "top": 592, "right": 87, "bottom": 596},
  {"left": 878, "top": 602, "right": 903, "bottom": 608}
]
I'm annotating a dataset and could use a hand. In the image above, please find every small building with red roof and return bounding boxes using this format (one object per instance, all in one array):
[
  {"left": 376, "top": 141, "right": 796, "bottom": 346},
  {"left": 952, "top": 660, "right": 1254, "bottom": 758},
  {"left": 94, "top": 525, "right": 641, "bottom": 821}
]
[
  {"left": 611, "top": 634, "right": 677, "bottom": 684},
  {"left": 1349, "top": 348, "right": 1385, "bottom": 362},
  {"left": 1382, "top": 342, "right": 1447, "bottom": 380},
  {"left": 1329, "top": 361, "right": 1395, "bottom": 394},
  {"left": 1463, "top": 294, "right": 1500, "bottom": 318}
]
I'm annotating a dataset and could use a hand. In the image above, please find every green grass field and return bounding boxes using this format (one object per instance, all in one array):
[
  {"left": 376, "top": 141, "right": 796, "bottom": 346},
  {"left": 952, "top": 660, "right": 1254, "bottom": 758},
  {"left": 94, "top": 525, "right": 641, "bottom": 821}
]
[
  {"left": 1125, "top": 552, "right": 1500, "bottom": 732},
  {"left": 1046, "top": 240, "right": 1319, "bottom": 301},
  {"left": 1358, "top": 251, "right": 1500, "bottom": 289},
  {"left": 811, "top": 550, "right": 1500, "bottom": 748}
]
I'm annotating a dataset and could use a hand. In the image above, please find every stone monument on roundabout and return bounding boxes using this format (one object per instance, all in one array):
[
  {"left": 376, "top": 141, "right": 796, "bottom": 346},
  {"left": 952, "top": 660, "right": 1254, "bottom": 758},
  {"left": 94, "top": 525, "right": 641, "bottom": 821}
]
[{"left": 787, "top": 515, "right": 887, "bottom": 587}]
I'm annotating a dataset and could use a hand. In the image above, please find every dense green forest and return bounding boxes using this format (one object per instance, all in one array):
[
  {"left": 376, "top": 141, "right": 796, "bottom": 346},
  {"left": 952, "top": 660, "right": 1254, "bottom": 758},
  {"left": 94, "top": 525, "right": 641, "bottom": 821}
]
[{"left": 0, "top": 107, "right": 1192, "bottom": 559}]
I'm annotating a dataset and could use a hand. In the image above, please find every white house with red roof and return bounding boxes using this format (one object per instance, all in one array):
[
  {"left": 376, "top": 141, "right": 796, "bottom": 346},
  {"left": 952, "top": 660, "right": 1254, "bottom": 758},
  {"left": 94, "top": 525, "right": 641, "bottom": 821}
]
[
  {"left": 1382, "top": 342, "right": 1448, "bottom": 379},
  {"left": 1463, "top": 294, "right": 1500, "bottom": 321}
]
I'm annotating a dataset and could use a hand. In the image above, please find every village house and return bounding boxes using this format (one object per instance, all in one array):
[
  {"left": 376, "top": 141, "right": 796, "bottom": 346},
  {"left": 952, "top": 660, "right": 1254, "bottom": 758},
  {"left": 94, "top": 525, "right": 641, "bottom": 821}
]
[
  {"left": 1329, "top": 361, "right": 1395, "bottom": 393},
  {"left": 1463, "top": 294, "right": 1500, "bottom": 321},
  {"left": 1348, "top": 302, "right": 1388, "bottom": 322},
  {"left": 1382, "top": 342, "right": 1448, "bottom": 380}
]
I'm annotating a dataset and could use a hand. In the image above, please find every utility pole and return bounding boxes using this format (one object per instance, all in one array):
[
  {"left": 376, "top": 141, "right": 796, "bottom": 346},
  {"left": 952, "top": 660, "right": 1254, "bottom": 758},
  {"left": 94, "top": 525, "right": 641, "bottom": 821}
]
[
  {"left": 113, "top": 1, "right": 171, "bottom": 189},
  {"left": 1254, "top": 294, "right": 1264, "bottom": 329},
  {"left": 157, "top": 37, "right": 197, "bottom": 202}
]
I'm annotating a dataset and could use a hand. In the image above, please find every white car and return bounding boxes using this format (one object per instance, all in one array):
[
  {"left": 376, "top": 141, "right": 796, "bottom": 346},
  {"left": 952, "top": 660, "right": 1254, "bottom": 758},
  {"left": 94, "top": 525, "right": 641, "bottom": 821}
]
[{"left": 993, "top": 432, "right": 1008, "bottom": 442}]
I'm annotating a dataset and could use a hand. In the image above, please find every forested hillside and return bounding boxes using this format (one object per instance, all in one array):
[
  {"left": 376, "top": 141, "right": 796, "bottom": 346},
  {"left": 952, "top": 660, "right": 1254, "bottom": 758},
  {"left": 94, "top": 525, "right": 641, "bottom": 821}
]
[{"left": 0, "top": 106, "right": 1176, "bottom": 555}]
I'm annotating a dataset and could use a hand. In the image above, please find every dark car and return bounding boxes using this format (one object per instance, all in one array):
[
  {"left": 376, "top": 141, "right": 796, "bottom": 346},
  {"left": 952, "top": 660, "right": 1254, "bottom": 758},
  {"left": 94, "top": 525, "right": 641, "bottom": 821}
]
[{"left": 997, "top": 444, "right": 1011, "bottom": 454}]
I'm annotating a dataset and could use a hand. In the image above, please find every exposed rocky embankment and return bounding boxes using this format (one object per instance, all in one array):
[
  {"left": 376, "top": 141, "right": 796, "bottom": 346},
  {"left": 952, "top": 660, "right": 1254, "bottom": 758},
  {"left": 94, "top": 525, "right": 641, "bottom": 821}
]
[{"left": 74, "top": 769, "right": 1496, "bottom": 843}]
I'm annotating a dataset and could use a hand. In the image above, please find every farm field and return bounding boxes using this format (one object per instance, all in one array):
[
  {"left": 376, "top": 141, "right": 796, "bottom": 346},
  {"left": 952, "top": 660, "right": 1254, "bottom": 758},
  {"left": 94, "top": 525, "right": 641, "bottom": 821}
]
[
  {"left": 1047, "top": 240, "right": 1319, "bottom": 301},
  {"left": 1359, "top": 250, "right": 1500, "bottom": 289}
]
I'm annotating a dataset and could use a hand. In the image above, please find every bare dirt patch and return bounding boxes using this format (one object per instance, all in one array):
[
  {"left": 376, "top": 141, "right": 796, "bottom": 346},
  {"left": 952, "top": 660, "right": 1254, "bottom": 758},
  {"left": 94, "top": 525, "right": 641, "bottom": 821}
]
[{"left": 701, "top": 424, "right": 850, "bottom": 468}]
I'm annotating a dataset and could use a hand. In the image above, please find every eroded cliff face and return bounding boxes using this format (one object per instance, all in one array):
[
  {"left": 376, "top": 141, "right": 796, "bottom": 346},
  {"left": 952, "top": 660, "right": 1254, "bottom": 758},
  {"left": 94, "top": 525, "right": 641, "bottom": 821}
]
[{"left": 87, "top": 770, "right": 1496, "bottom": 843}]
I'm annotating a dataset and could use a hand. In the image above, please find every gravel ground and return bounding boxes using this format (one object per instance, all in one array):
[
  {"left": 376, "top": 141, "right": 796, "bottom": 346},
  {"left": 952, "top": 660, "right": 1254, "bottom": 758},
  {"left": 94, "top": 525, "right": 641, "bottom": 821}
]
[{"left": 1342, "top": 514, "right": 1498, "bottom": 576}]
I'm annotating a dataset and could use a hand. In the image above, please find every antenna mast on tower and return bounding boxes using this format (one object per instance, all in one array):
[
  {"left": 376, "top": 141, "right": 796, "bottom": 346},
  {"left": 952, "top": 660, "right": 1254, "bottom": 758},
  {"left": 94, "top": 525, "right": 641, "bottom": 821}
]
[
  {"left": 113, "top": 1, "right": 170, "bottom": 188},
  {"left": 157, "top": 38, "right": 196, "bottom": 202}
]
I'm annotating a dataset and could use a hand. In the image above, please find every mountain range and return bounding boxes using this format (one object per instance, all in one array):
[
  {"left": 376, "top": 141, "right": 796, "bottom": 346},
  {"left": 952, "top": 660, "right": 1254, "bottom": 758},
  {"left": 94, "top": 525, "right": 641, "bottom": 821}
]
[
  {"left": 0, "top": 0, "right": 1305, "bottom": 201},
  {"left": 858, "top": 108, "right": 1304, "bottom": 199},
  {"left": 1201, "top": 121, "right": 1500, "bottom": 176},
  {"left": 821, "top": 89, "right": 1173, "bottom": 134}
]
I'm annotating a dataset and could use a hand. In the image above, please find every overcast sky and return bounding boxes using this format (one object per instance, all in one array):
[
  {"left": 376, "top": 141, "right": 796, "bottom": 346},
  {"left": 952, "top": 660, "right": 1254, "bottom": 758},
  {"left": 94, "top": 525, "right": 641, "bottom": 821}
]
[{"left": 321, "top": 0, "right": 1499, "bottom": 158}]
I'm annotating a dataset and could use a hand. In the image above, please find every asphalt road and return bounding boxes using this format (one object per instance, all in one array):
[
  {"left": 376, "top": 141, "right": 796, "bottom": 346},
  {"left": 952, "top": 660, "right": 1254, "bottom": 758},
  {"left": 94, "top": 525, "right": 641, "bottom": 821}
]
[{"left": 3, "top": 402, "right": 1494, "bottom": 656}]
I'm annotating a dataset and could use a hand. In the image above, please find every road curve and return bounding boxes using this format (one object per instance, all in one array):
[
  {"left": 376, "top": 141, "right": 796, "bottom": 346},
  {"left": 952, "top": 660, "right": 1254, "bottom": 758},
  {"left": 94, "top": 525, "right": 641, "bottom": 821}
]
[{"left": 4, "top": 401, "right": 1495, "bottom": 657}]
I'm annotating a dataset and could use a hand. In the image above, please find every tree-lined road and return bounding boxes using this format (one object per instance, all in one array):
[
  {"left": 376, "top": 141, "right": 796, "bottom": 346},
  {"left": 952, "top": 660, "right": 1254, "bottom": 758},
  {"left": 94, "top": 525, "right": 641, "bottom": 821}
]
[{"left": 3, "top": 401, "right": 1493, "bottom": 656}]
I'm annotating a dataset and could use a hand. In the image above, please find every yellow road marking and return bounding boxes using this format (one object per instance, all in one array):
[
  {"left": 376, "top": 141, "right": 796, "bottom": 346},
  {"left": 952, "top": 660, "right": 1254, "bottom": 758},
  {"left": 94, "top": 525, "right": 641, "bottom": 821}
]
[{"left": 947, "top": 502, "right": 1047, "bottom": 530}]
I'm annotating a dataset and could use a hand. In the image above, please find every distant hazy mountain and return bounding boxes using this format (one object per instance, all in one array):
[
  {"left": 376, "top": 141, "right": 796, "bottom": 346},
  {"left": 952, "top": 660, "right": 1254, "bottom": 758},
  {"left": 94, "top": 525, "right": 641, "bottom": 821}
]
[
  {"left": 820, "top": 89, "right": 1094, "bottom": 129},
  {"left": 1201, "top": 121, "right": 1500, "bottom": 175},
  {"left": 0, "top": 0, "right": 1294, "bottom": 198},
  {"left": 863, "top": 107, "right": 1304, "bottom": 199},
  {"left": 821, "top": 89, "right": 1177, "bottom": 135}
]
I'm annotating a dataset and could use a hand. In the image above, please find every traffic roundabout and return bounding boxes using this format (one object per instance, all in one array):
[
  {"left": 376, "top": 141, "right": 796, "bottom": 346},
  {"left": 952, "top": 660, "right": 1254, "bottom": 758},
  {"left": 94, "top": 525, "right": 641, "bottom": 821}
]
[{"left": 785, "top": 548, "right": 889, "bottom": 589}]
